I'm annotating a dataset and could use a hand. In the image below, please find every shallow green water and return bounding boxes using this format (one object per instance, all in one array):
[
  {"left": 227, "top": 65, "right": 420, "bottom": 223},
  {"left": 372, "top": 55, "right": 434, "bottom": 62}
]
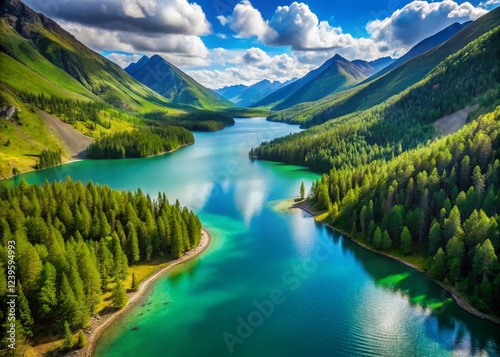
[{"left": 8, "top": 118, "right": 500, "bottom": 356}]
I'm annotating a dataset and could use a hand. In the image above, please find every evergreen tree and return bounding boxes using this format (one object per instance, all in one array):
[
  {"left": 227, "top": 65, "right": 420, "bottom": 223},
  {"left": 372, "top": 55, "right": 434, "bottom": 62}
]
[
  {"left": 443, "top": 206, "right": 463, "bottom": 242},
  {"left": 17, "top": 283, "right": 34, "bottom": 338},
  {"left": 126, "top": 221, "right": 140, "bottom": 264},
  {"left": 63, "top": 321, "right": 73, "bottom": 350},
  {"left": 76, "top": 330, "right": 86, "bottom": 349},
  {"left": 373, "top": 227, "right": 382, "bottom": 249},
  {"left": 112, "top": 277, "right": 128, "bottom": 309},
  {"left": 131, "top": 273, "right": 139, "bottom": 292},
  {"left": 382, "top": 230, "right": 392, "bottom": 250},
  {"left": 428, "top": 221, "right": 442, "bottom": 256},
  {"left": 400, "top": 227, "right": 412, "bottom": 255},
  {"left": 300, "top": 182, "right": 306, "bottom": 199},
  {"left": 38, "top": 262, "right": 58, "bottom": 317},
  {"left": 446, "top": 236, "right": 465, "bottom": 284},
  {"left": 430, "top": 248, "right": 447, "bottom": 280}
]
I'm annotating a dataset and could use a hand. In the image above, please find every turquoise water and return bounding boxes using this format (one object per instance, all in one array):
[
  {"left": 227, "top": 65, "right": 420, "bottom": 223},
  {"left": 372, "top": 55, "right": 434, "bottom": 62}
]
[{"left": 7, "top": 118, "right": 500, "bottom": 356}]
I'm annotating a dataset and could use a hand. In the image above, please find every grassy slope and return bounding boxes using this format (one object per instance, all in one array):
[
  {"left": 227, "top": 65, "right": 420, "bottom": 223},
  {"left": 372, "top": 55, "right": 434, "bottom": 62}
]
[
  {"left": 0, "top": 0, "right": 232, "bottom": 177},
  {"left": 144, "top": 56, "right": 235, "bottom": 110},
  {"left": 275, "top": 59, "right": 369, "bottom": 110}
]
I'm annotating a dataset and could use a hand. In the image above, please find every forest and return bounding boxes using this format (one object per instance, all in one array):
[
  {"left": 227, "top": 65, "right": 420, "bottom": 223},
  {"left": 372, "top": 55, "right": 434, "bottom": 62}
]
[
  {"left": 252, "top": 27, "right": 500, "bottom": 173},
  {"left": 0, "top": 179, "right": 201, "bottom": 349},
  {"left": 253, "top": 27, "right": 500, "bottom": 314},
  {"left": 19, "top": 92, "right": 113, "bottom": 130},
  {"left": 35, "top": 149, "right": 62, "bottom": 170},
  {"left": 143, "top": 111, "right": 235, "bottom": 132},
  {"left": 309, "top": 105, "right": 500, "bottom": 315},
  {"left": 86, "top": 126, "right": 194, "bottom": 159}
]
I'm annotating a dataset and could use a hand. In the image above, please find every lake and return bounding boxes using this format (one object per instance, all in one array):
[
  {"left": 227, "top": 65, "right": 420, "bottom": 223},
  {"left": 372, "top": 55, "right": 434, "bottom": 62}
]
[{"left": 8, "top": 118, "right": 500, "bottom": 356}]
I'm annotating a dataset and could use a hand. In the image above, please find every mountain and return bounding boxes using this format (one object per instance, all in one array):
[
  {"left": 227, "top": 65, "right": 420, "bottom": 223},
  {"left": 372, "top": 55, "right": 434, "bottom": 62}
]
[
  {"left": 352, "top": 57, "right": 395, "bottom": 75},
  {"left": 0, "top": 0, "right": 188, "bottom": 113},
  {"left": 267, "top": 8, "right": 500, "bottom": 126},
  {"left": 217, "top": 79, "right": 296, "bottom": 107},
  {"left": 252, "top": 54, "right": 392, "bottom": 110},
  {"left": 367, "top": 21, "right": 472, "bottom": 82},
  {"left": 125, "top": 55, "right": 234, "bottom": 109},
  {"left": 0, "top": 0, "right": 237, "bottom": 177},
  {"left": 251, "top": 21, "right": 500, "bottom": 318}
]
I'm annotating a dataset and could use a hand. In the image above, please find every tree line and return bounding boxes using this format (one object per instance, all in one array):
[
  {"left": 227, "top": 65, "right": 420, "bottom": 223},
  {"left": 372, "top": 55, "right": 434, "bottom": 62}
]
[
  {"left": 0, "top": 179, "right": 201, "bottom": 349},
  {"left": 35, "top": 149, "right": 62, "bottom": 170},
  {"left": 309, "top": 105, "right": 500, "bottom": 315},
  {"left": 254, "top": 26, "right": 500, "bottom": 314},
  {"left": 143, "top": 111, "right": 235, "bottom": 132},
  {"left": 86, "top": 126, "right": 194, "bottom": 159},
  {"left": 253, "top": 27, "right": 500, "bottom": 173}
]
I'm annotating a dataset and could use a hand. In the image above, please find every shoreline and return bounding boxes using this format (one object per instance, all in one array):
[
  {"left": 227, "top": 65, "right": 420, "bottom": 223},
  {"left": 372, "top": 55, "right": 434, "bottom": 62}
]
[
  {"left": 1, "top": 142, "right": 193, "bottom": 181},
  {"left": 77, "top": 228, "right": 212, "bottom": 357},
  {"left": 291, "top": 199, "right": 500, "bottom": 326}
]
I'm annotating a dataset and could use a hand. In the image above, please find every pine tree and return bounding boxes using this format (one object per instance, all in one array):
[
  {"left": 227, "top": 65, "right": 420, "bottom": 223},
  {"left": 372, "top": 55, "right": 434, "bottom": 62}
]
[
  {"left": 446, "top": 236, "right": 465, "bottom": 284},
  {"left": 400, "top": 226, "right": 412, "bottom": 255},
  {"left": 17, "top": 283, "right": 34, "bottom": 338},
  {"left": 76, "top": 241, "right": 101, "bottom": 314},
  {"left": 112, "top": 277, "right": 128, "bottom": 309},
  {"left": 58, "top": 273, "right": 79, "bottom": 328},
  {"left": 373, "top": 227, "right": 382, "bottom": 249},
  {"left": 382, "top": 230, "right": 392, "bottom": 250},
  {"left": 131, "top": 273, "right": 139, "bottom": 292},
  {"left": 430, "top": 248, "right": 447, "bottom": 280},
  {"left": 126, "top": 221, "right": 140, "bottom": 264},
  {"left": 76, "top": 330, "right": 86, "bottom": 349},
  {"left": 428, "top": 221, "right": 442, "bottom": 256},
  {"left": 63, "top": 321, "right": 73, "bottom": 350},
  {"left": 443, "top": 206, "right": 463, "bottom": 242},
  {"left": 300, "top": 182, "right": 305, "bottom": 199},
  {"left": 38, "top": 262, "right": 57, "bottom": 317}
]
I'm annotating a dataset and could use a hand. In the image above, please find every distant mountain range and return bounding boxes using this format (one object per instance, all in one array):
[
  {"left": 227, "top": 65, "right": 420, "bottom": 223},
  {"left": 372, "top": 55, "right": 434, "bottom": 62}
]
[
  {"left": 251, "top": 55, "right": 395, "bottom": 110},
  {"left": 216, "top": 79, "right": 296, "bottom": 107},
  {"left": 250, "top": 20, "right": 470, "bottom": 111},
  {"left": 125, "top": 55, "right": 234, "bottom": 110},
  {"left": 367, "top": 21, "right": 472, "bottom": 83}
]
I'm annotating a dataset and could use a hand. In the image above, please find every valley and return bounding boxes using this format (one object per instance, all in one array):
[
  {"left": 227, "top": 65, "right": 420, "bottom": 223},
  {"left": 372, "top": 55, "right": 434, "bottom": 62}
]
[{"left": 1, "top": 0, "right": 500, "bottom": 356}]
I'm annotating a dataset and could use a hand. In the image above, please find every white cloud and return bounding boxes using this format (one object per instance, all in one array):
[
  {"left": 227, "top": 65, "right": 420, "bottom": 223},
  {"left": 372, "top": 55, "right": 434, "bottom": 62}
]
[
  {"left": 480, "top": 0, "right": 500, "bottom": 8},
  {"left": 227, "top": 0, "right": 277, "bottom": 40},
  {"left": 367, "top": 1, "right": 487, "bottom": 49},
  {"left": 106, "top": 53, "right": 143, "bottom": 68},
  {"left": 217, "top": 15, "right": 229, "bottom": 26},
  {"left": 25, "top": 0, "right": 212, "bottom": 66},
  {"left": 122, "top": 0, "right": 157, "bottom": 18},
  {"left": 188, "top": 48, "right": 314, "bottom": 89},
  {"left": 223, "top": 0, "right": 487, "bottom": 61},
  {"left": 26, "top": 0, "right": 212, "bottom": 36},
  {"left": 60, "top": 21, "right": 210, "bottom": 64}
]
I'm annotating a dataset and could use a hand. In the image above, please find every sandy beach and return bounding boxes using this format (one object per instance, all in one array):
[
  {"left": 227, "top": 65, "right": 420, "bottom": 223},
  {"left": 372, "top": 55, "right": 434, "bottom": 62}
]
[
  {"left": 291, "top": 199, "right": 500, "bottom": 325},
  {"left": 76, "top": 228, "right": 212, "bottom": 357}
]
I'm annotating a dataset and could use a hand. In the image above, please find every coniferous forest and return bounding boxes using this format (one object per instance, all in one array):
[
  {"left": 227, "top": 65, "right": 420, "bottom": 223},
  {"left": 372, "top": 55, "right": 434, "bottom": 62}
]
[
  {"left": 252, "top": 27, "right": 500, "bottom": 316},
  {"left": 86, "top": 126, "right": 194, "bottom": 159},
  {"left": 0, "top": 179, "right": 201, "bottom": 348}
]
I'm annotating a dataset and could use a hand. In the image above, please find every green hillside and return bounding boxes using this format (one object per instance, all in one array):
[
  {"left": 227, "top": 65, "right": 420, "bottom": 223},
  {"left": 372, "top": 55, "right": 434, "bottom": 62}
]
[
  {"left": 125, "top": 55, "right": 235, "bottom": 110},
  {"left": 251, "top": 20, "right": 500, "bottom": 316},
  {"left": 252, "top": 54, "right": 377, "bottom": 110},
  {"left": 267, "top": 7, "right": 500, "bottom": 126},
  {"left": 253, "top": 25, "right": 500, "bottom": 171},
  {"left": 0, "top": 0, "right": 243, "bottom": 177}
]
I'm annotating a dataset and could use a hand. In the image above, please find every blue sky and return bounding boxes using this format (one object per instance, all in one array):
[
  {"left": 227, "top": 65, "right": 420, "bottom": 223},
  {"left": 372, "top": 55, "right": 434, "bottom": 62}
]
[{"left": 25, "top": 0, "right": 498, "bottom": 88}]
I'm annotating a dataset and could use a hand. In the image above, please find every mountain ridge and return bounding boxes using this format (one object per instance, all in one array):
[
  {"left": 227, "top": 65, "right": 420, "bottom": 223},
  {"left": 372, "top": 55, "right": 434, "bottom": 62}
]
[
  {"left": 216, "top": 78, "right": 296, "bottom": 107},
  {"left": 125, "top": 55, "right": 234, "bottom": 110}
]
